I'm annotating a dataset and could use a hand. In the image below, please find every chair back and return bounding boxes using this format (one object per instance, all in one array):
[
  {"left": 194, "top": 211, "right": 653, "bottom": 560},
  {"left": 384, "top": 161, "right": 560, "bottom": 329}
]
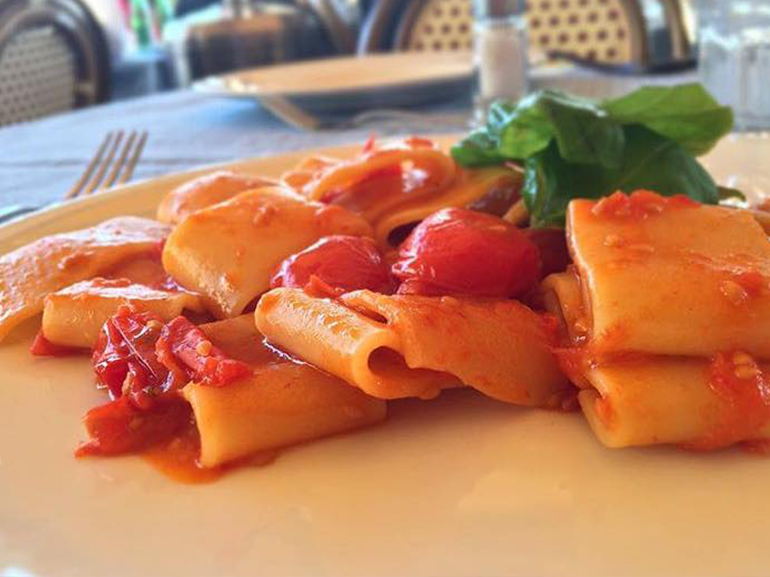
[
  {"left": 0, "top": 0, "right": 109, "bottom": 126},
  {"left": 360, "top": 0, "right": 651, "bottom": 64}
]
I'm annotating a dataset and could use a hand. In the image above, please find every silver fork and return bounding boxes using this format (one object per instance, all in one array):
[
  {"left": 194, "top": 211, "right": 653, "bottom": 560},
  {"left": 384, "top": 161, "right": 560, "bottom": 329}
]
[
  {"left": 65, "top": 130, "right": 148, "bottom": 199},
  {"left": 0, "top": 130, "right": 148, "bottom": 225}
]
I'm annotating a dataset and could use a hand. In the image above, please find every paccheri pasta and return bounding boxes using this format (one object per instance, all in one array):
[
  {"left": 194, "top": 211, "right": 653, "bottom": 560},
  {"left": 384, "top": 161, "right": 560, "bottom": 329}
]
[
  {"left": 543, "top": 191, "right": 770, "bottom": 449},
  {"left": 2, "top": 136, "right": 768, "bottom": 481}
]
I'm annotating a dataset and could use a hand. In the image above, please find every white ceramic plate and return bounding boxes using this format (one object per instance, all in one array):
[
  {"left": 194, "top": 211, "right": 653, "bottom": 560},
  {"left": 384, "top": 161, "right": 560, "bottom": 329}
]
[
  {"left": 2, "top": 134, "right": 770, "bottom": 577},
  {"left": 193, "top": 52, "right": 473, "bottom": 114}
]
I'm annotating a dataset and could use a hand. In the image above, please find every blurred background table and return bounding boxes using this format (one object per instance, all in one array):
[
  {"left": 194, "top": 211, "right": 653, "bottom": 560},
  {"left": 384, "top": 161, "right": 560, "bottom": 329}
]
[{"left": 0, "top": 65, "right": 696, "bottom": 209}]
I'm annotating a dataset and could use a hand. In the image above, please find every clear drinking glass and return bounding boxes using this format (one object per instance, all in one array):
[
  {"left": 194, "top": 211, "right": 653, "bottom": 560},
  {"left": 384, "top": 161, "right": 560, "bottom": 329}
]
[
  {"left": 472, "top": 0, "right": 528, "bottom": 123},
  {"left": 697, "top": 0, "right": 770, "bottom": 130}
]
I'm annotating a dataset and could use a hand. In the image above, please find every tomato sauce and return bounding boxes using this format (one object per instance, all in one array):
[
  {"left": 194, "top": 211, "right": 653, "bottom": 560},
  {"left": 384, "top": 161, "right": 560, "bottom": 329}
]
[
  {"left": 591, "top": 190, "right": 698, "bottom": 220},
  {"left": 686, "top": 352, "right": 770, "bottom": 451},
  {"left": 142, "top": 423, "right": 278, "bottom": 484},
  {"left": 734, "top": 269, "right": 765, "bottom": 298}
]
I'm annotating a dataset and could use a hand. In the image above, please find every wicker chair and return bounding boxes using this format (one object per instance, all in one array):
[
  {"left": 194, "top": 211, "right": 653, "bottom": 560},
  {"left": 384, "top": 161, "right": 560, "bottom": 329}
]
[
  {"left": 0, "top": 0, "right": 109, "bottom": 126},
  {"left": 358, "top": 0, "right": 693, "bottom": 66}
]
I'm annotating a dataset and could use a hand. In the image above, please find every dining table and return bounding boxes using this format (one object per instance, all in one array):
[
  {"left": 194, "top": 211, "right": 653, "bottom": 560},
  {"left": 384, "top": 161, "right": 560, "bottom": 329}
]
[{"left": 0, "top": 66, "right": 698, "bottom": 210}]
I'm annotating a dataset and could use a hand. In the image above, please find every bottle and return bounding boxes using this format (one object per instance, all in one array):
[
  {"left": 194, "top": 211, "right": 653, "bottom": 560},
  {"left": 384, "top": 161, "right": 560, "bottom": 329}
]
[{"left": 472, "top": 0, "right": 529, "bottom": 122}]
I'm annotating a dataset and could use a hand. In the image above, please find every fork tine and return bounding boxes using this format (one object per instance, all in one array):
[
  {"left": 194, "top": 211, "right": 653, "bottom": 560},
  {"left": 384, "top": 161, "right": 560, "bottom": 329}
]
[
  {"left": 85, "top": 130, "right": 124, "bottom": 195},
  {"left": 65, "top": 132, "right": 114, "bottom": 200},
  {"left": 101, "top": 131, "right": 137, "bottom": 190},
  {"left": 117, "top": 131, "right": 147, "bottom": 185}
]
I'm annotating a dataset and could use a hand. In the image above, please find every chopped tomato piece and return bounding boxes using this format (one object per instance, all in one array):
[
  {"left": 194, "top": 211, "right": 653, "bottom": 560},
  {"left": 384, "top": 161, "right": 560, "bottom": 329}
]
[
  {"left": 392, "top": 208, "right": 542, "bottom": 298},
  {"left": 92, "top": 309, "right": 171, "bottom": 409},
  {"left": 270, "top": 235, "right": 394, "bottom": 295},
  {"left": 30, "top": 330, "right": 85, "bottom": 357},
  {"left": 155, "top": 316, "right": 251, "bottom": 387},
  {"left": 75, "top": 395, "right": 191, "bottom": 457},
  {"left": 591, "top": 190, "right": 698, "bottom": 219}
]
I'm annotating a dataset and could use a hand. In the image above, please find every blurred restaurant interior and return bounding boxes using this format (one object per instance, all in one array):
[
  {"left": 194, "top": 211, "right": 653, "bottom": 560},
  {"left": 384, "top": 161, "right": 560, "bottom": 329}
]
[{"left": 3, "top": 0, "right": 766, "bottom": 127}]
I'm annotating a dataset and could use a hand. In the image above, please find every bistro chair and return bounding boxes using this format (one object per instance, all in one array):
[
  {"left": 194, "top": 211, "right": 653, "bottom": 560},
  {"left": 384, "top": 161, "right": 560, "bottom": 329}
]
[
  {"left": 358, "top": 0, "right": 694, "bottom": 67},
  {"left": 182, "top": 0, "right": 356, "bottom": 81},
  {"left": 0, "top": 0, "right": 109, "bottom": 126}
]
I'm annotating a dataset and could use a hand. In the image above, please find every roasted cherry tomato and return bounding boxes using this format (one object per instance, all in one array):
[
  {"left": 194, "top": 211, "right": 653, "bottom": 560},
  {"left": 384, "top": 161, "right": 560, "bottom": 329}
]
[
  {"left": 392, "top": 208, "right": 541, "bottom": 298},
  {"left": 76, "top": 395, "right": 191, "bottom": 457},
  {"left": 270, "top": 235, "right": 394, "bottom": 296},
  {"left": 155, "top": 316, "right": 251, "bottom": 387},
  {"left": 92, "top": 309, "right": 171, "bottom": 409}
]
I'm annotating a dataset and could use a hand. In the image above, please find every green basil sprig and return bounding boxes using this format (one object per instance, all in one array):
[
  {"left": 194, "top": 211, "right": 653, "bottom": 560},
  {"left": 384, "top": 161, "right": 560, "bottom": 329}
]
[{"left": 451, "top": 84, "right": 734, "bottom": 227}]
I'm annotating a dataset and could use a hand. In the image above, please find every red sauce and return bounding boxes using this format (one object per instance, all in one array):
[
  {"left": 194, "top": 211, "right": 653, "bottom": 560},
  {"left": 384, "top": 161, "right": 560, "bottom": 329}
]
[
  {"left": 553, "top": 348, "right": 594, "bottom": 389},
  {"left": 142, "top": 423, "right": 278, "bottom": 484},
  {"left": 735, "top": 269, "right": 765, "bottom": 297},
  {"left": 540, "top": 313, "right": 562, "bottom": 348},
  {"left": 742, "top": 439, "right": 770, "bottom": 456},
  {"left": 76, "top": 395, "right": 191, "bottom": 457},
  {"left": 30, "top": 330, "right": 85, "bottom": 357},
  {"left": 591, "top": 190, "right": 698, "bottom": 220},
  {"left": 686, "top": 352, "right": 770, "bottom": 450}
]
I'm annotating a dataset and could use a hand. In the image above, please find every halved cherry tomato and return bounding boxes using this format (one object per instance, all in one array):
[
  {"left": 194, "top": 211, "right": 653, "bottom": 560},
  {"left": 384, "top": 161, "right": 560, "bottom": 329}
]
[
  {"left": 76, "top": 395, "right": 191, "bottom": 457},
  {"left": 270, "top": 235, "right": 394, "bottom": 296},
  {"left": 155, "top": 316, "right": 251, "bottom": 387},
  {"left": 92, "top": 309, "right": 171, "bottom": 409},
  {"left": 392, "top": 208, "right": 541, "bottom": 298}
]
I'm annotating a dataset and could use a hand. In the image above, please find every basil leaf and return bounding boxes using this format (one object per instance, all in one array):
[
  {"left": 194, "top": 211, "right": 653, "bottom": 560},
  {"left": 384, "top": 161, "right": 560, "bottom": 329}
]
[
  {"left": 523, "top": 126, "right": 720, "bottom": 227},
  {"left": 718, "top": 185, "right": 747, "bottom": 202},
  {"left": 613, "top": 125, "right": 720, "bottom": 203},
  {"left": 603, "top": 84, "right": 734, "bottom": 155},
  {"left": 452, "top": 84, "right": 731, "bottom": 228},
  {"left": 453, "top": 91, "right": 626, "bottom": 167},
  {"left": 536, "top": 90, "right": 625, "bottom": 168},
  {"left": 521, "top": 144, "right": 609, "bottom": 228},
  {"left": 450, "top": 129, "right": 506, "bottom": 166},
  {"left": 492, "top": 95, "right": 555, "bottom": 159}
]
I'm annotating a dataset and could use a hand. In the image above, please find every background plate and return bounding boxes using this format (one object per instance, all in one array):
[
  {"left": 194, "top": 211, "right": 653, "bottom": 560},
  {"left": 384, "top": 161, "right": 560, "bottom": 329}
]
[
  {"left": 1, "top": 134, "right": 770, "bottom": 577},
  {"left": 194, "top": 52, "right": 473, "bottom": 114}
]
